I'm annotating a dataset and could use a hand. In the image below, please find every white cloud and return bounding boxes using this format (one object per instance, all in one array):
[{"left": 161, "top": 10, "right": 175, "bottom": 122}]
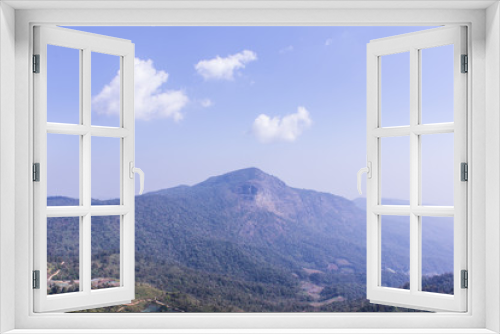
[
  {"left": 252, "top": 107, "right": 312, "bottom": 143},
  {"left": 195, "top": 50, "right": 257, "bottom": 81},
  {"left": 325, "top": 38, "right": 333, "bottom": 46},
  {"left": 279, "top": 45, "right": 294, "bottom": 54},
  {"left": 92, "top": 58, "right": 189, "bottom": 121},
  {"left": 200, "top": 99, "right": 213, "bottom": 108}
]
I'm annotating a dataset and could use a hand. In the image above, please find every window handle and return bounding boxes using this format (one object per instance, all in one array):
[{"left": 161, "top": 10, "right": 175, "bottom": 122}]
[
  {"left": 129, "top": 161, "right": 145, "bottom": 195},
  {"left": 357, "top": 161, "right": 372, "bottom": 195}
]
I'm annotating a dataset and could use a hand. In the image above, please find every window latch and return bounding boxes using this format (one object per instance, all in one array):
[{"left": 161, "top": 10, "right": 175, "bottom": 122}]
[
  {"left": 357, "top": 161, "right": 372, "bottom": 195},
  {"left": 129, "top": 161, "right": 145, "bottom": 195}
]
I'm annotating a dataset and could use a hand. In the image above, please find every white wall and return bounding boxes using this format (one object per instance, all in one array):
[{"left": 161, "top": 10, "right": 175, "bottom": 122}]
[
  {"left": 0, "top": 2, "right": 16, "bottom": 333},
  {"left": 486, "top": 2, "right": 500, "bottom": 333}
]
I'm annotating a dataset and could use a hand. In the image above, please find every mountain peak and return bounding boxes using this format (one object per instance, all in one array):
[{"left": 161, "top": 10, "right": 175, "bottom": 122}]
[{"left": 200, "top": 167, "right": 283, "bottom": 187}]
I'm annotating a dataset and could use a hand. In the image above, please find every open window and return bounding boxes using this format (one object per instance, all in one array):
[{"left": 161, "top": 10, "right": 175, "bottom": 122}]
[
  {"left": 2, "top": 0, "right": 495, "bottom": 329},
  {"left": 33, "top": 26, "right": 141, "bottom": 312},
  {"left": 363, "top": 26, "right": 467, "bottom": 312}
]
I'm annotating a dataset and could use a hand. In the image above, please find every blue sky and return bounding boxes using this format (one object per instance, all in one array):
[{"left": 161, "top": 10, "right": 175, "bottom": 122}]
[{"left": 46, "top": 26, "right": 454, "bottom": 204}]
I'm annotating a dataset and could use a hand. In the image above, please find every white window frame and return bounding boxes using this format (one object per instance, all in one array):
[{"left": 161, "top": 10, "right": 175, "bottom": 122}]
[{"left": 1, "top": 1, "right": 499, "bottom": 333}]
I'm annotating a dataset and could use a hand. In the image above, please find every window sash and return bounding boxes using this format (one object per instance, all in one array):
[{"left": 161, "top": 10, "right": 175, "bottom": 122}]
[
  {"left": 366, "top": 26, "right": 468, "bottom": 312},
  {"left": 33, "top": 25, "right": 136, "bottom": 313}
]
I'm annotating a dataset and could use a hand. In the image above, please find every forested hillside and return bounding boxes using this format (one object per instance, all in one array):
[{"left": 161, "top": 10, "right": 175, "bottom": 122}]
[{"left": 47, "top": 168, "right": 454, "bottom": 312}]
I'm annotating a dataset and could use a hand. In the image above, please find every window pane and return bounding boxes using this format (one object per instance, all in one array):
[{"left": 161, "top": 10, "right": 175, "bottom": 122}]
[
  {"left": 91, "top": 137, "right": 121, "bottom": 203},
  {"left": 421, "top": 216, "right": 454, "bottom": 295},
  {"left": 47, "top": 217, "right": 80, "bottom": 295},
  {"left": 421, "top": 45, "right": 454, "bottom": 124},
  {"left": 381, "top": 216, "right": 410, "bottom": 289},
  {"left": 380, "top": 52, "right": 410, "bottom": 127},
  {"left": 47, "top": 45, "right": 80, "bottom": 124},
  {"left": 91, "top": 215, "right": 120, "bottom": 290},
  {"left": 47, "top": 134, "right": 80, "bottom": 206},
  {"left": 421, "top": 133, "right": 454, "bottom": 206},
  {"left": 91, "top": 52, "right": 121, "bottom": 127},
  {"left": 381, "top": 136, "right": 410, "bottom": 205}
]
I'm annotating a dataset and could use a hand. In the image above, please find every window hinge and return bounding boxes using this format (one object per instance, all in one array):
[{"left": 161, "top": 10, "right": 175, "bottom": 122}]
[
  {"left": 33, "top": 163, "right": 40, "bottom": 182},
  {"left": 461, "top": 270, "right": 468, "bottom": 289},
  {"left": 461, "top": 54, "right": 468, "bottom": 73},
  {"left": 33, "top": 270, "right": 40, "bottom": 289},
  {"left": 461, "top": 162, "right": 468, "bottom": 182},
  {"left": 33, "top": 54, "right": 40, "bottom": 73}
]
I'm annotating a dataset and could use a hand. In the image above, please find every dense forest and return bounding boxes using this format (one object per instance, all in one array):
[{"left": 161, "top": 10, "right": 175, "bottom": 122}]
[{"left": 47, "top": 168, "right": 455, "bottom": 312}]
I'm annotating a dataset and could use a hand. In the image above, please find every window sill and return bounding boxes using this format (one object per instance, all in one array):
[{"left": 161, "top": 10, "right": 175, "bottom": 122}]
[{"left": 4, "top": 329, "right": 497, "bottom": 334}]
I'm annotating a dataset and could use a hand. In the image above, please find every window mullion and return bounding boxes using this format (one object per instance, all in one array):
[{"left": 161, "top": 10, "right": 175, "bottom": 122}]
[
  {"left": 417, "top": 47, "right": 423, "bottom": 293},
  {"left": 409, "top": 47, "right": 419, "bottom": 294},
  {"left": 82, "top": 47, "right": 91, "bottom": 294},
  {"left": 82, "top": 48, "right": 91, "bottom": 207}
]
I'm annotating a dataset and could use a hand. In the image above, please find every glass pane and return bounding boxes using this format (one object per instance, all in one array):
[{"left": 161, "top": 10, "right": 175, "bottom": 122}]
[
  {"left": 47, "top": 217, "right": 80, "bottom": 295},
  {"left": 381, "top": 215, "right": 410, "bottom": 289},
  {"left": 381, "top": 52, "right": 410, "bottom": 127},
  {"left": 421, "top": 133, "right": 454, "bottom": 206},
  {"left": 91, "top": 137, "right": 121, "bottom": 204},
  {"left": 47, "top": 45, "right": 80, "bottom": 124},
  {"left": 421, "top": 45, "right": 454, "bottom": 124},
  {"left": 381, "top": 136, "right": 410, "bottom": 205},
  {"left": 91, "top": 215, "right": 120, "bottom": 290},
  {"left": 47, "top": 134, "right": 80, "bottom": 206},
  {"left": 91, "top": 52, "right": 121, "bottom": 127},
  {"left": 421, "top": 217, "right": 454, "bottom": 295}
]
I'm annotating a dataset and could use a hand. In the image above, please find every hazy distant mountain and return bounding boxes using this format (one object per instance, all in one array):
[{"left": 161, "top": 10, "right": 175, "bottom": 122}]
[
  {"left": 353, "top": 197, "right": 410, "bottom": 209},
  {"left": 353, "top": 196, "right": 454, "bottom": 276}
]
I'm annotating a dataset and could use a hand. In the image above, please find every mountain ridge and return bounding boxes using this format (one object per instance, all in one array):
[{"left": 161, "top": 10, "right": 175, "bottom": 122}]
[
  {"left": 47, "top": 167, "right": 454, "bottom": 311},
  {"left": 48, "top": 167, "right": 451, "bottom": 276}
]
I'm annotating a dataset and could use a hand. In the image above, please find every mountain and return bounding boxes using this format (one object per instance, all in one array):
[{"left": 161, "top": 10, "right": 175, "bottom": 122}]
[
  {"left": 47, "top": 168, "right": 453, "bottom": 311},
  {"left": 138, "top": 167, "right": 369, "bottom": 276}
]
